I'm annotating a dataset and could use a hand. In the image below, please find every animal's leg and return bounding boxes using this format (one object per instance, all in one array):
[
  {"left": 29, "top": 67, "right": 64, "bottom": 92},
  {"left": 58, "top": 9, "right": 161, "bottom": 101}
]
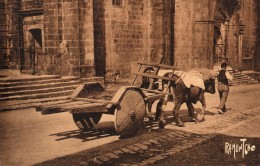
[
  {"left": 147, "top": 101, "right": 154, "bottom": 121},
  {"left": 158, "top": 96, "right": 169, "bottom": 129},
  {"left": 155, "top": 99, "right": 163, "bottom": 121},
  {"left": 173, "top": 102, "right": 184, "bottom": 127},
  {"left": 197, "top": 92, "right": 206, "bottom": 122},
  {"left": 158, "top": 80, "right": 172, "bottom": 128},
  {"left": 186, "top": 101, "right": 197, "bottom": 122}
]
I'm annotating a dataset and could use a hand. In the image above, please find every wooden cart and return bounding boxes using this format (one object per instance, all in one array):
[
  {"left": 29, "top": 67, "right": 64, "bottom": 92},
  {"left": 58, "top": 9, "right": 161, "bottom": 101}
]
[{"left": 36, "top": 62, "right": 176, "bottom": 138}]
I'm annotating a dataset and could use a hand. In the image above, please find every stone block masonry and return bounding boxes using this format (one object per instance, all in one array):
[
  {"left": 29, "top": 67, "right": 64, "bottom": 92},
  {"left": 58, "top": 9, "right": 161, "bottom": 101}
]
[
  {"left": 0, "top": 0, "right": 20, "bottom": 69},
  {"left": 103, "top": 0, "right": 148, "bottom": 76},
  {"left": 41, "top": 0, "right": 95, "bottom": 77},
  {"left": 174, "top": 0, "right": 215, "bottom": 70},
  {"left": 2, "top": 0, "right": 260, "bottom": 77},
  {"left": 100, "top": 0, "right": 175, "bottom": 77}
]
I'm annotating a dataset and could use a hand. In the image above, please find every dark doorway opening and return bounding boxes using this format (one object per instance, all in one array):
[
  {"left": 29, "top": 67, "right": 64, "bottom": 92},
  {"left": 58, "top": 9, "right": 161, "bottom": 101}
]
[
  {"left": 29, "top": 29, "right": 42, "bottom": 47},
  {"left": 214, "top": 26, "right": 222, "bottom": 66},
  {"left": 23, "top": 28, "right": 42, "bottom": 75}
]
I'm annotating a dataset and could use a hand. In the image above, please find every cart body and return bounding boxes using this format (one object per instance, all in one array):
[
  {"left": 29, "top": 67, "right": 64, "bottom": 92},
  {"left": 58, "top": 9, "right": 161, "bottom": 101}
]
[{"left": 36, "top": 62, "right": 177, "bottom": 137}]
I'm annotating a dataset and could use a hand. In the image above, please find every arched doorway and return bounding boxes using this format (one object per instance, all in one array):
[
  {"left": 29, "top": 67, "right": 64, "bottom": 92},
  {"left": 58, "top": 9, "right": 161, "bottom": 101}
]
[
  {"left": 212, "top": 0, "right": 240, "bottom": 69},
  {"left": 214, "top": 25, "right": 226, "bottom": 67}
]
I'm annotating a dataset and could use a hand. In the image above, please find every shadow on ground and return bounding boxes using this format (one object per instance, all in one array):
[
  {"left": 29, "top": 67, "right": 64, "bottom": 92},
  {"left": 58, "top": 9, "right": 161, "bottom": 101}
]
[
  {"left": 49, "top": 121, "right": 117, "bottom": 142},
  {"left": 159, "top": 134, "right": 260, "bottom": 166},
  {"left": 48, "top": 109, "right": 210, "bottom": 143},
  {"left": 35, "top": 129, "right": 260, "bottom": 166}
]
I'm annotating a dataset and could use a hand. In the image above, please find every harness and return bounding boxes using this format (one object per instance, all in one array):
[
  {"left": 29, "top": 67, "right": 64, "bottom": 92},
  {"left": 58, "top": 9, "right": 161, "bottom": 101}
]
[
  {"left": 175, "top": 77, "right": 181, "bottom": 84},
  {"left": 174, "top": 72, "right": 184, "bottom": 84}
]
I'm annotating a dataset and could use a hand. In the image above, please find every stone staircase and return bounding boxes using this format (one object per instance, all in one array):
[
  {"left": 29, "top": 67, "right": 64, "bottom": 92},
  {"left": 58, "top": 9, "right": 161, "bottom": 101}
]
[
  {"left": 228, "top": 69, "right": 259, "bottom": 86},
  {"left": 214, "top": 66, "right": 259, "bottom": 86},
  {"left": 0, "top": 75, "right": 82, "bottom": 111}
]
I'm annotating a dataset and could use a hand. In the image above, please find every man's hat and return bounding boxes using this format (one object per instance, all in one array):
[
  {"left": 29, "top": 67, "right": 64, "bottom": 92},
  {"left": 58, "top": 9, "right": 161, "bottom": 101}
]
[{"left": 221, "top": 62, "right": 228, "bottom": 68}]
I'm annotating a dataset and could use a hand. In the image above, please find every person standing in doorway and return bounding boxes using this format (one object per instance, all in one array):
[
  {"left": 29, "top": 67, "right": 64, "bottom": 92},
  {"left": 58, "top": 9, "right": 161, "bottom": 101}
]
[{"left": 217, "top": 62, "right": 233, "bottom": 114}]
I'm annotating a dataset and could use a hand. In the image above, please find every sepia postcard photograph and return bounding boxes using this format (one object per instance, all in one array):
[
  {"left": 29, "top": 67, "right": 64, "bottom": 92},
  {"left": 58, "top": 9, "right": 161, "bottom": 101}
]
[{"left": 0, "top": 0, "right": 259, "bottom": 165}]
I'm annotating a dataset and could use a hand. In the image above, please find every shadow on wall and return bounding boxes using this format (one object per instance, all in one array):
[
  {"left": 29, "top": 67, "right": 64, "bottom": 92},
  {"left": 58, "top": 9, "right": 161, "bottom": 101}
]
[
  {"left": 93, "top": 0, "right": 106, "bottom": 77},
  {"left": 255, "top": 1, "right": 260, "bottom": 72}
]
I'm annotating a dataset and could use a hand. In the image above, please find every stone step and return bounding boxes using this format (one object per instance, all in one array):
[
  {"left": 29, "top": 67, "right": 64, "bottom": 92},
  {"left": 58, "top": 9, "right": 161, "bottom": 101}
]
[
  {"left": 232, "top": 79, "right": 254, "bottom": 82},
  {"left": 0, "top": 89, "right": 74, "bottom": 102},
  {"left": 0, "top": 80, "right": 81, "bottom": 92},
  {"left": 233, "top": 77, "right": 253, "bottom": 81},
  {"left": 230, "top": 80, "right": 258, "bottom": 85},
  {"left": 235, "top": 80, "right": 257, "bottom": 83},
  {"left": 233, "top": 77, "right": 250, "bottom": 81},
  {"left": 231, "top": 72, "right": 245, "bottom": 75},
  {"left": 231, "top": 77, "right": 258, "bottom": 82},
  {"left": 0, "top": 75, "right": 62, "bottom": 83},
  {"left": 0, "top": 76, "right": 79, "bottom": 87},
  {"left": 214, "top": 68, "right": 259, "bottom": 85},
  {"left": 0, "top": 84, "right": 78, "bottom": 98}
]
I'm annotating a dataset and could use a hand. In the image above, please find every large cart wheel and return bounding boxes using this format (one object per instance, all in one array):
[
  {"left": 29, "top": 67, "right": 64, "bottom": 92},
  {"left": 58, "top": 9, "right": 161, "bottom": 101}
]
[
  {"left": 72, "top": 113, "right": 102, "bottom": 131},
  {"left": 114, "top": 90, "right": 146, "bottom": 138}
]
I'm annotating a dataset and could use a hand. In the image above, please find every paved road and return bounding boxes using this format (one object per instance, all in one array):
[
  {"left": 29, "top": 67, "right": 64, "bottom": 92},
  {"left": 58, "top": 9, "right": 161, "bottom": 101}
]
[
  {"left": 0, "top": 109, "right": 118, "bottom": 165},
  {"left": 0, "top": 84, "right": 259, "bottom": 165}
]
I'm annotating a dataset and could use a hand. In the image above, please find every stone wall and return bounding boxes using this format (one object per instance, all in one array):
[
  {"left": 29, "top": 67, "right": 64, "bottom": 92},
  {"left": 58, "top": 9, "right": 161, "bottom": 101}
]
[
  {"left": 21, "top": 0, "right": 42, "bottom": 9},
  {"left": 0, "top": 0, "right": 20, "bottom": 69},
  {"left": 102, "top": 0, "right": 148, "bottom": 76},
  {"left": 223, "top": 0, "right": 260, "bottom": 71},
  {"left": 0, "top": 0, "right": 7, "bottom": 68},
  {"left": 95, "top": 0, "right": 173, "bottom": 76},
  {"left": 226, "top": 0, "right": 254, "bottom": 70},
  {"left": 148, "top": 0, "right": 164, "bottom": 63},
  {"left": 2, "top": 0, "right": 260, "bottom": 76},
  {"left": 41, "top": 0, "right": 95, "bottom": 77},
  {"left": 174, "top": 0, "right": 215, "bottom": 70},
  {"left": 78, "top": 0, "right": 95, "bottom": 77}
]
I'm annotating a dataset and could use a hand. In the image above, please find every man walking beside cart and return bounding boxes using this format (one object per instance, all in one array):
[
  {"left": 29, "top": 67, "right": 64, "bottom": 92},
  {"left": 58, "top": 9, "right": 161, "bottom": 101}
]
[{"left": 217, "top": 62, "right": 233, "bottom": 114}]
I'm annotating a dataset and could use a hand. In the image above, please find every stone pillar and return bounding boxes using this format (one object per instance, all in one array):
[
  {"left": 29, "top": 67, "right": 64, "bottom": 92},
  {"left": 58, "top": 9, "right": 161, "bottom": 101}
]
[
  {"left": 93, "top": 0, "right": 106, "bottom": 76},
  {"left": 43, "top": 0, "right": 95, "bottom": 77},
  {"left": 224, "top": 21, "right": 229, "bottom": 63},
  {"left": 162, "top": 0, "right": 174, "bottom": 65},
  {"left": 78, "top": 0, "right": 96, "bottom": 77},
  {"left": 238, "top": 21, "right": 245, "bottom": 66}
]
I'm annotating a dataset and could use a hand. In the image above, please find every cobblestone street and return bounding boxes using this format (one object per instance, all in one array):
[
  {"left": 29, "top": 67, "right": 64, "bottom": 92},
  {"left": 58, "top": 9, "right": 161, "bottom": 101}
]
[
  {"left": 1, "top": 84, "right": 255, "bottom": 166},
  {"left": 1, "top": 0, "right": 260, "bottom": 165}
]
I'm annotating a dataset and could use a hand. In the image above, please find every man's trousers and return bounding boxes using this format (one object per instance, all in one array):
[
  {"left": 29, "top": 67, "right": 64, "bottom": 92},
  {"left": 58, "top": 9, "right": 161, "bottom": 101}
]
[{"left": 218, "top": 83, "right": 229, "bottom": 111}]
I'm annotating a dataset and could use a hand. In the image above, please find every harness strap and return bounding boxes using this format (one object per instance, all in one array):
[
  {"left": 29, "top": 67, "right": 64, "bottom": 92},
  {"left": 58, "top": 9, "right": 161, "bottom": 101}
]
[{"left": 175, "top": 77, "right": 181, "bottom": 84}]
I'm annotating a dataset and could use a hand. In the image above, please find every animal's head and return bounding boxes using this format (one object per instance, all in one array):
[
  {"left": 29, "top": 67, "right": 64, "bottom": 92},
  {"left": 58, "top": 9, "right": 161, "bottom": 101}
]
[{"left": 204, "top": 78, "right": 216, "bottom": 94}]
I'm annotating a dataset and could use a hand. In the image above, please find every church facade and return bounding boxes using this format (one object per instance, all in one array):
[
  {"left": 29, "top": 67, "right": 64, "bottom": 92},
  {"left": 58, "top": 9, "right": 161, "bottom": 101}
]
[{"left": 0, "top": 0, "right": 259, "bottom": 77}]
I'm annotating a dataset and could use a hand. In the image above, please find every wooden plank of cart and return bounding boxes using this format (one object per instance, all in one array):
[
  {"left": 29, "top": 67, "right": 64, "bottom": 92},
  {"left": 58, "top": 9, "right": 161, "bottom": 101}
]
[{"left": 36, "top": 62, "right": 176, "bottom": 138}]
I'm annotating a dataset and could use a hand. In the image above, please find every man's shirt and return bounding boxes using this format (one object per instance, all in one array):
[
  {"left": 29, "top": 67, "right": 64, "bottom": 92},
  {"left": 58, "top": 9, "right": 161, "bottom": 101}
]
[{"left": 225, "top": 70, "right": 233, "bottom": 81}]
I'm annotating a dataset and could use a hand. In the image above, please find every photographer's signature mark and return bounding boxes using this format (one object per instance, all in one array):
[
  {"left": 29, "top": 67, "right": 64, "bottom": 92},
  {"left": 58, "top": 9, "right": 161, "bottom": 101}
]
[{"left": 225, "top": 138, "right": 256, "bottom": 158}]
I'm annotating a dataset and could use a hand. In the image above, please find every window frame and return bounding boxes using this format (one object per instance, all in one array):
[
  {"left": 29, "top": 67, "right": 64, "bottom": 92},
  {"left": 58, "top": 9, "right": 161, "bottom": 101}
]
[{"left": 112, "top": 0, "right": 124, "bottom": 7}]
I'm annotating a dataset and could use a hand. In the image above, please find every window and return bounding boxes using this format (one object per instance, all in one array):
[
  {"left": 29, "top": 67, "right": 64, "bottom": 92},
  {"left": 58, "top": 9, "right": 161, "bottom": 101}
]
[
  {"left": 33, "top": 0, "right": 43, "bottom": 8},
  {"left": 112, "top": 0, "right": 123, "bottom": 6}
]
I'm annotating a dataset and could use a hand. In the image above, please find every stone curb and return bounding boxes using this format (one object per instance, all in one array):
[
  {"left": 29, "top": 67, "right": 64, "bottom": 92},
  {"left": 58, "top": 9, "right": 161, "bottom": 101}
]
[{"left": 86, "top": 131, "right": 212, "bottom": 165}]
